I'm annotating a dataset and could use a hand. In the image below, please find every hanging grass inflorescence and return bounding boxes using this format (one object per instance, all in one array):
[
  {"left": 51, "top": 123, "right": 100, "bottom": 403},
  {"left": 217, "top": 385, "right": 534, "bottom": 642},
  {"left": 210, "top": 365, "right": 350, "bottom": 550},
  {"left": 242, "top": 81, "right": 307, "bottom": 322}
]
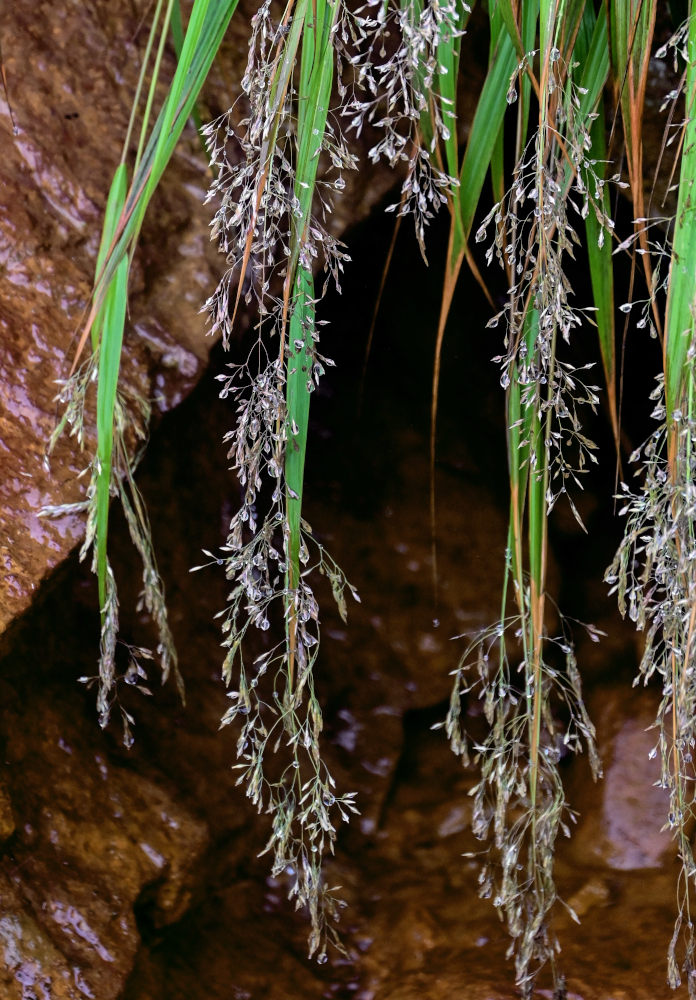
[
  {"left": 445, "top": 23, "right": 610, "bottom": 996},
  {"left": 446, "top": 609, "right": 602, "bottom": 995},
  {"left": 197, "top": 0, "right": 461, "bottom": 958},
  {"left": 42, "top": 350, "right": 181, "bottom": 747},
  {"left": 607, "top": 12, "right": 696, "bottom": 991},
  {"left": 607, "top": 372, "right": 696, "bottom": 991},
  {"left": 41, "top": 0, "right": 696, "bottom": 991}
]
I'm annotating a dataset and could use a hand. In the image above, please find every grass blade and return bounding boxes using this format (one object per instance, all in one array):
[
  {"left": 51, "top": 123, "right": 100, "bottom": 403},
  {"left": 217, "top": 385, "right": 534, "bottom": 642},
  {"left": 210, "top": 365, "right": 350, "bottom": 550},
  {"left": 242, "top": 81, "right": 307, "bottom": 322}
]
[
  {"left": 665, "top": 20, "right": 696, "bottom": 417},
  {"left": 284, "top": 0, "right": 338, "bottom": 695},
  {"left": 93, "top": 164, "right": 128, "bottom": 620},
  {"left": 610, "top": 0, "right": 659, "bottom": 336},
  {"left": 73, "top": 0, "right": 239, "bottom": 368},
  {"left": 585, "top": 104, "right": 619, "bottom": 451},
  {"left": 285, "top": 266, "right": 313, "bottom": 597}
]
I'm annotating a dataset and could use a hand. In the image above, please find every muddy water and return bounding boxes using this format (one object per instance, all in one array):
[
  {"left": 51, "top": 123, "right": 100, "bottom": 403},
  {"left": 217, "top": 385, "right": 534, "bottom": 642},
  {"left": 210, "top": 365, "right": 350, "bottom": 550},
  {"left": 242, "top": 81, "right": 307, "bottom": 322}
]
[{"left": 0, "top": 199, "right": 685, "bottom": 1000}]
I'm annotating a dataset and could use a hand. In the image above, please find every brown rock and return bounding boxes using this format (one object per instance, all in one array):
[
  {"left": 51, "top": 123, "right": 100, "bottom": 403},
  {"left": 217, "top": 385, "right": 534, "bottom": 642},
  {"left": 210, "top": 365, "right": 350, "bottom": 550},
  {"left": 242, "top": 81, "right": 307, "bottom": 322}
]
[
  {"left": 0, "top": 870, "right": 89, "bottom": 1000},
  {"left": 378, "top": 975, "right": 512, "bottom": 1000},
  {"left": 0, "top": 0, "right": 220, "bottom": 637},
  {"left": 567, "top": 684, "right": 672, "bottom": 870},
  {"left": 0, "top": 657, "right": 208, "bottom": 1000},
  {"left": 311, "top": 439, "right": 509, "bottom": 715},
  {"left": 0, "top": 782, "right": 15, "bottom": 844},
  {"left": 0, "top": 0, "right": 447, "bottom": 642}
]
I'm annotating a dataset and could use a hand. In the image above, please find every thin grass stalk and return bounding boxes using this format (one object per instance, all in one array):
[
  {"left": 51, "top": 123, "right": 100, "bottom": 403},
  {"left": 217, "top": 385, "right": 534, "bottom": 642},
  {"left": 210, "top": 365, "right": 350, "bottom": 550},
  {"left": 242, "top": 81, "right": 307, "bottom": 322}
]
[
  {"left": 445, "top": 4, "right": 607, "bottom": 991},
  {"left": 121, "top": 0, "right": 166, "bottom": 165},
  {"left": 46, "top": 0, "right": 239, "bottom": 733},
  {"left": 606, "top": 10, "right": 696, "bottom": 989},
  {"left": 134, "top": 0, "right": 176, "bottom": 171},
  {"left": 610, "top": 0, "right": 660, "bottom": 338}
]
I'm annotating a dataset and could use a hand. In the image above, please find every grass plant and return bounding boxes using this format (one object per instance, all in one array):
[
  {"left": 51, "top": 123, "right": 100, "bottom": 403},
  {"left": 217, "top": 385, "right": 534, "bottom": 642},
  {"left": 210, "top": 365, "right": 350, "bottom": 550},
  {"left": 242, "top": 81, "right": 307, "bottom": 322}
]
[
  {"left": 42, "top": 0, "right": 696, "bottom": 993},
  {"left": 607, "top": 14, "right": 696, "bottom": 991}
]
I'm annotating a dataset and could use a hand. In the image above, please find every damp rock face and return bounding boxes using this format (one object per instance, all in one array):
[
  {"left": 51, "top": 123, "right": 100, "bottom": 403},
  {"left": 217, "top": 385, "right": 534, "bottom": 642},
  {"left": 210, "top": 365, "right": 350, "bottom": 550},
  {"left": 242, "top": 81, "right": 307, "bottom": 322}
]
[
  {"left": 2, "top": 0, "right": 472, "bottom": 641},
  {"left": 0, "top": 0, "right": 223, "bottom": 638},
  {"left": 0, "top": 604, "right": 209, "bottom": 1000},
  {"left": 567, "top": 684, "right": 672, "bottom": 871}
]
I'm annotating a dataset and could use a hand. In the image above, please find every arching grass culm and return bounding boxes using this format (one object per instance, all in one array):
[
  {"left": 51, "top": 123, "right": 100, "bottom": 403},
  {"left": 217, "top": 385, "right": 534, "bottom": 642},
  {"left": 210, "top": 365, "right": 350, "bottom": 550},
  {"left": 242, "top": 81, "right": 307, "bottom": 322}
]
[{"left": 42, "top": 0, "right": 696, "bottom": 995}]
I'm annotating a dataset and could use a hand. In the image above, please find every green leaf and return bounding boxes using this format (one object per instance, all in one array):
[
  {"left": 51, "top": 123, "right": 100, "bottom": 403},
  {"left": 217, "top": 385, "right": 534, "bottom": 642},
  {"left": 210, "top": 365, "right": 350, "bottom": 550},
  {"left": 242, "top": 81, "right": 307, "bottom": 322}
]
[
  {"left": 95, "top": 259, "right": 128, "bottom": 616},
  {"left": 665, "top": 13, "right": 696, "bottom": 416}
]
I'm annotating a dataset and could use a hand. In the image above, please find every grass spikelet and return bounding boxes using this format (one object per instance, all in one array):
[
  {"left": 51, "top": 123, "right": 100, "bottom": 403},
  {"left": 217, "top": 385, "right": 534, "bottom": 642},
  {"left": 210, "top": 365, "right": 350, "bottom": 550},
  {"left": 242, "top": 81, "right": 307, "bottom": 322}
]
[
  {"left": 44, "top": 0, "right": 239, "bottom": 735},
  {"left": 41, "top": 0, "right": 696, "bottom": 990},
  {"left": 445, "top": 5, "right": 611, "bottom": 991},
  {"left": 607, "top": 11, "right": 696, "bottom": 989}
]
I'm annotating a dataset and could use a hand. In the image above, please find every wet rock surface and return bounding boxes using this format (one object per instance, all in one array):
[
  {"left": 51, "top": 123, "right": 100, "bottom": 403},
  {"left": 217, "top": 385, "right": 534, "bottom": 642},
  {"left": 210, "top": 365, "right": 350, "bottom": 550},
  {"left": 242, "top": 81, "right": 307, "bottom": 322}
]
[
  {"left": 0, "top": 202, "right": 687, "bottom": 1000},
  {"left": 2, "top": 0, "right": 485, "bottom": 639},
  {"left": 567, "top": 685, "right": 673, "bottom": 872},
  {"left": 0, "top": 0, "right": 222, "bottom": 637},
  {"left": 1, "top": 6, "right": 692, "bottom": 999},
  {"left": 0, "top": 615, "right": 209, "bottom": 1000}
]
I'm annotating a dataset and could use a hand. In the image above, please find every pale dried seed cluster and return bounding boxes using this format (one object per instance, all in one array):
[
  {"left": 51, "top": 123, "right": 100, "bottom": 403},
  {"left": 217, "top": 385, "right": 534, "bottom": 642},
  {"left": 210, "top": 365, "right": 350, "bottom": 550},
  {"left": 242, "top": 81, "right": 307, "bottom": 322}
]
[
  {"left": 337, "top": 0, "right": 464, "bottom": 252},
  {"left": 41, "top": 365, "right": 179, "bottom": 745},
  {"left": 203, "top": 0, "right": 355, "bottom": 340},
  {"left": 605, "top": 21, "right": 696, "bottom": 990},
  {"left": 446, "top": 51, "right": 609, "bottom": 995},
  {"left": 446, "top": 606, "right": 601, "bottom": 996},
  {"left": 476, "top": 54, "right": 611, "bottom": 522},
  {"left": 200, "top": 0, "right": 458, "bottom": 959},
  {"left": 607, "top": 370, "right": 696, "bottom": 993}
]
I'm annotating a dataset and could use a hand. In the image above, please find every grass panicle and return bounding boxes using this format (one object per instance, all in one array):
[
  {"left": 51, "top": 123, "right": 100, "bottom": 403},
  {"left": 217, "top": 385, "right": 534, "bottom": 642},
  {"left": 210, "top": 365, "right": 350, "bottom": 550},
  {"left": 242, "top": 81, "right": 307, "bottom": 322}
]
[
  {"left": 43, "top": 0, "right": 240, "bottom": 732},
  {"left": 607, "top": 11, "right": 696, "bottom": 992},
  {"left": 198, "top": 0, "right": 462, "bottom": 956},
  {"left": 444, "top": 3, "right": 615, "bottom": 992},
  {"left": 42, "top": 0, "right": 696, "bottom": 991}
]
